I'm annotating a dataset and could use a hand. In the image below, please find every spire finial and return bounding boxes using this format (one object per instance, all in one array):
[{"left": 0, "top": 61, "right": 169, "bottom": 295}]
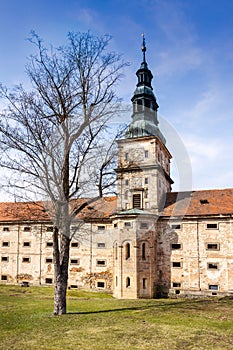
[{"left": 141, "top": 33, "right": 146, "bottom": 62}]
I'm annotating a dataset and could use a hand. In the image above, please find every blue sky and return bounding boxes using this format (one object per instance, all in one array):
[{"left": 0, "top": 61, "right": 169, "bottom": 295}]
[{"left": 0, "top": 0, "right": 233, "bottom": 192}]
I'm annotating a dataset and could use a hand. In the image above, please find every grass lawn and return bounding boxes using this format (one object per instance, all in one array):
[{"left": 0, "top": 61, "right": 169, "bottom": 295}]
[{"left": 0, "top": 285, "right": 233, "bottom": 350}]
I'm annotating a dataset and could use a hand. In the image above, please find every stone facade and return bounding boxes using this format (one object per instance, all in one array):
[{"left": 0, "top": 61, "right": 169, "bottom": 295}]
[{"left": 1, "top": 39, "right": 233, "bottom": 298}]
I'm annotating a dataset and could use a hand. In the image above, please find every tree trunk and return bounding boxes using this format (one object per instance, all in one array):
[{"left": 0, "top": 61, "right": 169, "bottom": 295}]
[
  {"left": 54, "top": 271, "right": 68, "bottom": 315},
  {"left": 53, "top": 213, "right": 71, "bottom": 315}
]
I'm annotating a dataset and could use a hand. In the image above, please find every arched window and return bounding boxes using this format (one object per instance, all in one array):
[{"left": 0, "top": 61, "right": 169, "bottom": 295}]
[
  {"left": 126, "top": 277, "right": 130, "bottom": 288},
  {"left": 125, "top": 243, "right": 130, "bottom": 260},
  {"left": 142, "top": 242, "right": 146, "bottom": 260}
]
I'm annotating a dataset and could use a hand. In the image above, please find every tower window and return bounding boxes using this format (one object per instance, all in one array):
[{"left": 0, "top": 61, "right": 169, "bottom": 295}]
[
  {"left": 126, "top": 277, "right": 130, "bottom": 288},
  {"left": 145, "top": 150, "right": 149, "bottom": 158},
  {"left": 97, "top": 226, "right": 105, "bottom": 231},
  {"left": 142, "top": 242, "right": 146, "bottom": 260},
  {"left": 142, "top": 278, "right": 147, "bottom": 289},
  {"left": 145, "top": 177, "right": 149, "bottom": 185},
  {"left": 125, "top": 243, "right": 130, "bottom": 260},
  {"left": 137, "top": 99, "right": 142, "bottom": 112},
  {"left": 125, "top": 179, "right": 129, "bottom": 186},
  {"left": 125, "top": 153, "right": 129, "bottom": 161},
  {"left": 133, "top": 194, "right": 141, "bottom": 209}
]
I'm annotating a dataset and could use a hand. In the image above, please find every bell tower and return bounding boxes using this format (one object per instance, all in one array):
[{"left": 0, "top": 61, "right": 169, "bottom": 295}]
[
  {"left": 113, "top": 36, "right": 173, "bottom": 299},
  {"left": 116, "top": 35, "right": 173, "bottom": 214}
]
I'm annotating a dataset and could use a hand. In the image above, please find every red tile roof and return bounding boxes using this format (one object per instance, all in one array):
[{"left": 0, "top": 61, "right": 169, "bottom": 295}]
[
  {"left": 0, "top": 189, "right": 233, "bottom": 223},
  {"left": 0, "top": 197, "right": 117, "bottom": 223},
  {"left": 162, "top": 188, "right": 233, "bottom": 217}
]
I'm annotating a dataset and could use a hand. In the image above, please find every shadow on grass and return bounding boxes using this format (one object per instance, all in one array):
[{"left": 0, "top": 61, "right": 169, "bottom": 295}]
[{"left": 67, "top": 298, "right": 219, "bottom": 315}]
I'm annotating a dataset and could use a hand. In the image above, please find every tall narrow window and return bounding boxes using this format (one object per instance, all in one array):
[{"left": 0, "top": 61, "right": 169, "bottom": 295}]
[
  {"left": 115, "top": 243, "right": 118, "bottom": 260},
  {"left": 126, "top": 277, "right": 130, "bottom": 288},
  {"left": 125, "top": 243, "right": 130, "bottom": 260},
  {"left": 133, "top": 194, "right": 141, "bottom": 209},
  {"left": 142, "top": 242, "right": 146, "bottom": 260},
  {"left": 142, "top": 278, "right": 147, "bottom": 289}
]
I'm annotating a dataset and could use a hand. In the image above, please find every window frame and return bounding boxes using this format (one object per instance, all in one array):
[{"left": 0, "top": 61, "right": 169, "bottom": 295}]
[
  {"left": 96, "top": 259, "right": 106, "bottom": 267},
  {"left": 172, "top": 261, "right": 182, "bottom": 268},
  {"left": 206, "top": 223, "right": 218, "bottom": 229}
]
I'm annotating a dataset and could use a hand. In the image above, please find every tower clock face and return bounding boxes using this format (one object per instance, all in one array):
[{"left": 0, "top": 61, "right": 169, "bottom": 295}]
[{"left": 129, "top": 147, "right": 144, "bottom": 162}]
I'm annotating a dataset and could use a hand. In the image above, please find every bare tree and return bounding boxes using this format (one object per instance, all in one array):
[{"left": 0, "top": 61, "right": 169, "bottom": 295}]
[{"left": 0, "top": 31, "right": 127, "bottom": 314}]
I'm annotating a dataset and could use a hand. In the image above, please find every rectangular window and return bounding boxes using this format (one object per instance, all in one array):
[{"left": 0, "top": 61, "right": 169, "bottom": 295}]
[
  {"left": 172, "top": 262, "right": 182, "bottom": 268},
  {"left": 97, "top": 281, "right": 105, "bottom": 288},
  {"left": 206, "top": 243, "right": 220, "bottom": 251},
  {"left": 142, "top": 278, "right": 147, "bottom": 289},
  {"left": 145, "top": 177, "right": 149, "bottom": 185},
  {"left": 124, "top": 222, "right": 131, "bottom": 227},
  {"left": 97, "top": 243, "right": 106, "bottom": 248},
  {"left": 114, "top": 223, "right": 118, "bottom": 228},
  {"left": 23, "top": 241, "right": 31, "bottom": 247},
  {"left": 172, "top": 282, "right": 181, "bottom": 288},
  {"left": 46, "top": 226, "right": 53, "bottom": 232},
  {"left": 1, "top": 275, "right": 7, "bottom": 281},
  {"left": 208, "top": 263, "right": 218, "bottom": 270},
  {"left": 70, "top": 285, "right": 78, "bottom": 289},
  {"left": 46, "top": 242, "right": 53, "bottom": 247},
  {"left": 133, "top": 194, "right": 141, "bottom": 209},
  {"left": 171, "top": 243, "right": 182, "bottom": 250},
  {"left": 2, "top": 241, "right": 9, "bottom": 247},
  {"left": 45, "top": 278, "right": 53, "bottom": 284},
  {"left": 96, "top": 260, "right": 106, "bottom": 266},
  {"left": 22, "top": 257, "right": 30, "bottom": 263},
  {"left": 71, "top": 242, "right": 79, "bottom": 248},
  {"left": 145, "top": 150, "right": 149, "bottom": 158},
  {"left": 1, "top": 256, "right": 9, "bottom": 262},
  {"left": 3, "top": 227, "right": 9, "bottom": 232},
  {"left": 45, "top": 258, "right": 53, "bottom": 263},
  {"left": 125, "top": 153, "right": 129, "bottom": 161},
  {"left": 70, "top": 259, "right": 79, "bottom": 265},
  {"left": 171, "top": 224, "right": 181, "bottom": 230},
  {"left": 23, "top": 227, "right": 31, "bottom": 232},
  {"left": 140, "top": 222, "right": 148, "bottom": 229},
  {"left": 97, "top": 226, "right": 105, "bottom": 231},
  {"left": 125, "top": 179, "right": 129, "bottom": 186},
  {"left": 209, "top": 284, "right": 218, "bottom": 291},
  {"left": 206, "top": 223, "right": 218, "bottom": 229}
]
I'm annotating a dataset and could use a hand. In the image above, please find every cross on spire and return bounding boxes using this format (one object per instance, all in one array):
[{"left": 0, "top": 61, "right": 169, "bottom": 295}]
[{"left": 141, "top": 33, "right": 146, "bottom": 62}]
